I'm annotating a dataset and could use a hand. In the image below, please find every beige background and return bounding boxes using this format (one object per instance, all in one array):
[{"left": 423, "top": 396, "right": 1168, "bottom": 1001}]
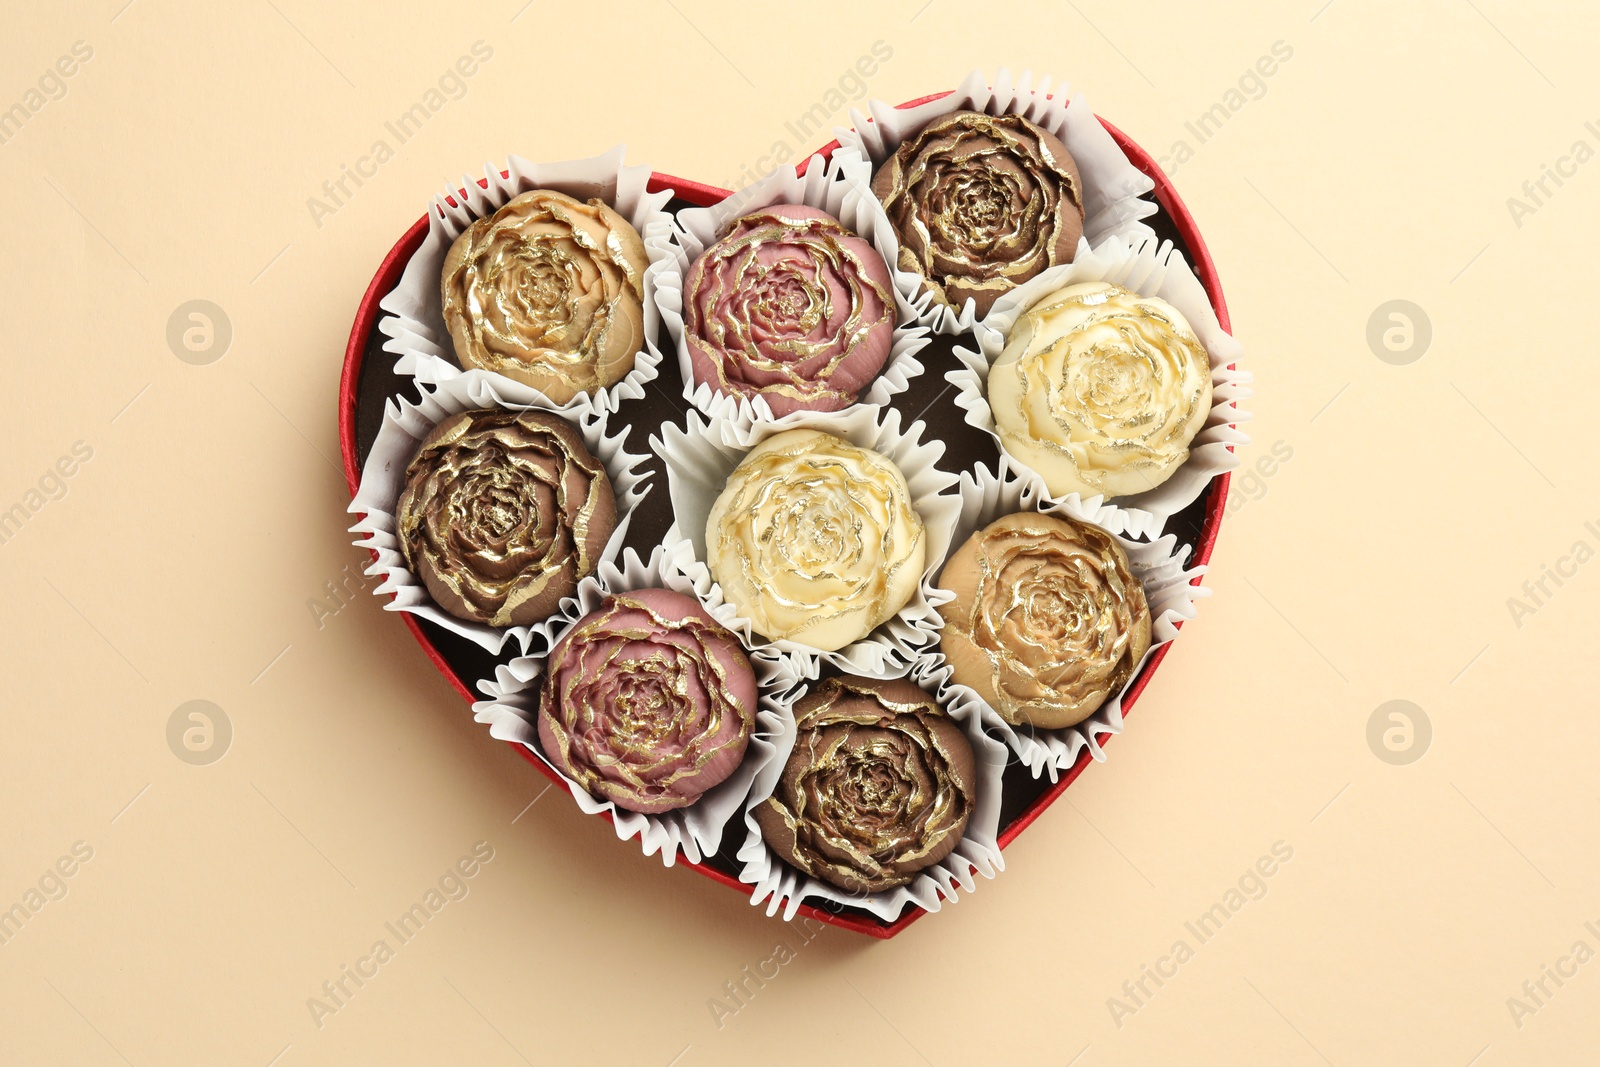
[{"left": 2, "top": 0, "right": 1595, "bottom": 1063}]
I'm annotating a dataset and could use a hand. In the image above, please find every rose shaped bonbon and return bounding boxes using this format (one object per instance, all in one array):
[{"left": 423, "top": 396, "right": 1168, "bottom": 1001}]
[
  {"left": 987, "top": 281, "right": 1212, "bottom": 499},
  {"left": 754, "top": 676, "right": 975, "bottom": 894},
  {"left": 538, "top": 588, "right": 757, "bottom": 814},
  {"left": 441, "top": 189, "right": 648, "bottom": 403},
  {"left": 871, "top": 110, "right": 1083, "bottom": 318},
  {"left": 684, "top": 204, "right": 895, "bottom": 416},
  {"left": 938, "top": 511, "right": 1150, "bottom": 729},
  {"left": 396, "top": 409, "right": 615, "bottom": 627},
  {"left": 705, "top": 429, "right": 925, "bottom": 652}
]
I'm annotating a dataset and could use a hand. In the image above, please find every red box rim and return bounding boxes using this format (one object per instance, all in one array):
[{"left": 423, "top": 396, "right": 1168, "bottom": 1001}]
[{"left": 337, "top": 91, "right": 1234, "bottom": 939}]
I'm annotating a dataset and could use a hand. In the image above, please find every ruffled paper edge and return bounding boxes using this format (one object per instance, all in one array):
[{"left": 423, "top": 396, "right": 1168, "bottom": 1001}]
[
  {"left": 346, "top": 373, "right": 652, "bottom": 656},
  {"left": 377, "top": 147, "right": 678, "bottom": 420},
  {"left": 652, "top": 403, "right": 961, "bottom": 681},
  {"left": 947, "top": 233, "right": 1253, "bottom": 533},
  {"left": 833, "top": 67, "right": 1159, "bottom": 336},
  {"left": 470, "top": 545, "right": 787, "bottom": 867},
  {"left": 735, "top": 657, "right": 1007, "bottom": 922},
  {"left": 926, "top": 458, "right": 1207, "bottom": 779},
  {"left": 647, "top": 150, "right": 931, "bottom": 434}
]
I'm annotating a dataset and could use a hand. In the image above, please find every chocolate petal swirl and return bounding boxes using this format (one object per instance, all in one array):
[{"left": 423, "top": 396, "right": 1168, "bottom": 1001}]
[
  {"left": 754, "top": 676, "right": 975, "bottom": 894},
  {"left": 442, "top": 189, "right": 647, "bottom": 404},
  {"left": 396, "top": 409, "right": 616, "bottom": 627},
  {"left": 684, "top": 204, "right": 895, "bottom": 416},
  {"left": 538, "top": 588, "right": 757, "bottom": 814},
  {"left": 705, "top": 429, "right": 926, "bottom": 652},
  {"left": 938, "top": 512, "right": 1150, "bottom": 729},
  {"left": 871, "top": 111, "right": 1083, "bottom": 318},
  {"left": 988, "top": 281, "right": 1212, "bottom": 500}
]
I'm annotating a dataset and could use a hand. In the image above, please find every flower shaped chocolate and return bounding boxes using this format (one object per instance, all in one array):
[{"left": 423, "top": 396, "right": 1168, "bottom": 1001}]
[
  {"left": 684, "top": 204, "right": 895, "bottom": 416},
  {"left": 939, "top": 512, "right": 1150, "bottom": 729},
  {"left": 539, "top": 588, "right": 757, "bottom": 814},
  {"left": 396, "top": 409, "right": 615, "bottom": 627},
  {"left": 705, "top": 429, "right": 925, "bottom": 652},
  {"left": 987, "top": 282, "right": 1212, "bottom": 499},
  {"left": 441, "top": 189, "right": 648, "bottom": 403},
  {"left": 871, "top": 110, "right": 1083, "bottom": 318},
  {"left": 754, "top": 676, "right": 975, "bottom": 894}
]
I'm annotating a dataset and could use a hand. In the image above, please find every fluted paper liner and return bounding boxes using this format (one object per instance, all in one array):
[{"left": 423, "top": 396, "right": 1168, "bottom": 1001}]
[
  {"left": 347, "top": 374, "right": 651, "bottom": 655},
  {"left": 378, "top": 147, "right": 677, "bottom": 419},
  {"left": 648, "top": 151, "right": 931, "bottom": 434},
  {"left": 834, "top": 68, "right": 1158, "bottom": 336},
  {"left": 737, "top": 660, "right": 1006, "bottom": 922},
  {"left": 472, "top": 546, "right": 785, "bottom": 866},
  {"left": 654, "top": 404, "right": 961, "bottom": 681},
  {"left": 929, "top": 459, "right": 1206, "bottom": 778},
  {"left": 947, "top": 234, "right": 1252, "bottom": 532}
]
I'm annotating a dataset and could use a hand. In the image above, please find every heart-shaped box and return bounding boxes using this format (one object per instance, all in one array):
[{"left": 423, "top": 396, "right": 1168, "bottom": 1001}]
[{"left": 339, "top": 89, "right": 1235, "bottom": 939}]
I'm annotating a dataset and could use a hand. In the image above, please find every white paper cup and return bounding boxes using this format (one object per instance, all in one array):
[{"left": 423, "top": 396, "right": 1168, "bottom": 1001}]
[
  {"left": 926, "top": 458, "right": 1207, "bottom": 779},
  {"left": 472, "top": 546, "right": 786, "bottom": 867},
  {"left": 648, "top": 150, "right": 930, "bottom": 435},
  {"left": 378, "top": 147, "right": 677, "bottom": 419},
  {"left": 736, "top": 658, "right": 1006, "bottom": 921},
  {"left": 347, "top": 374, "right": 651, "bottom": 656},
  {"left": 947, "top": 233, "right": 1252, "bottom": 532},
  {"left": 834, "top": 68, "right": 1159, "bottom": 336}
]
